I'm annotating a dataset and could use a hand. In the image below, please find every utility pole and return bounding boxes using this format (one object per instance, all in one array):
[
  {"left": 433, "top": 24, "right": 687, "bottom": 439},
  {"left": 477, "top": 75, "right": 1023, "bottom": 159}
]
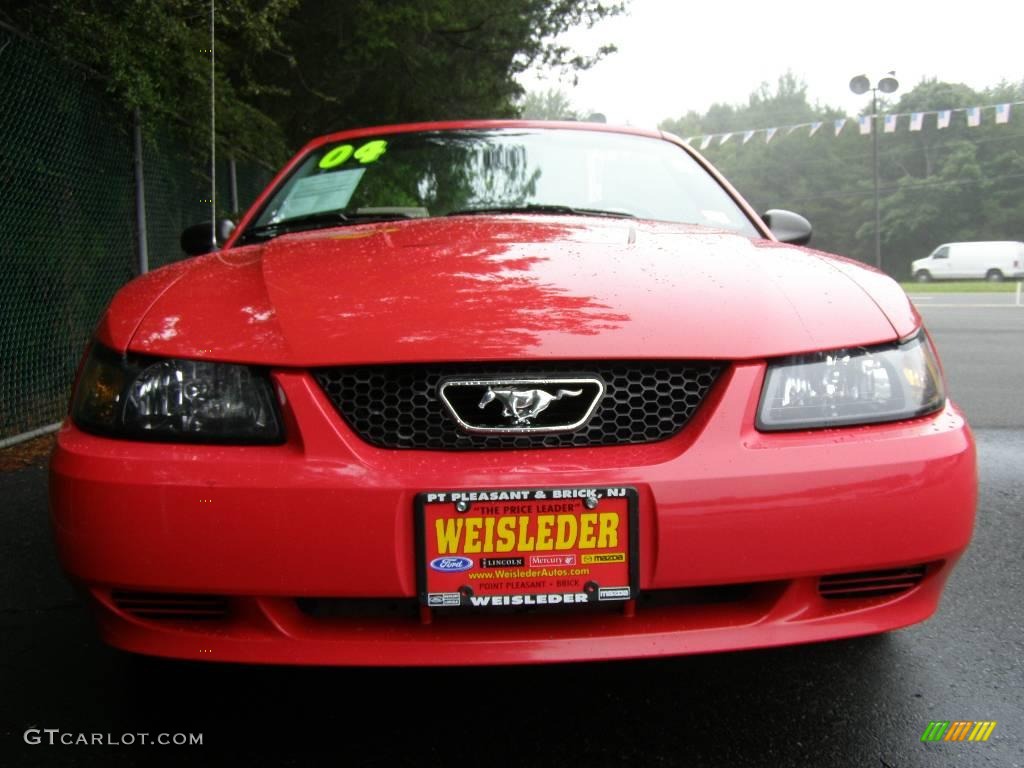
[{"left": 850, "top": 73, "right": 899, "bottom": 272}]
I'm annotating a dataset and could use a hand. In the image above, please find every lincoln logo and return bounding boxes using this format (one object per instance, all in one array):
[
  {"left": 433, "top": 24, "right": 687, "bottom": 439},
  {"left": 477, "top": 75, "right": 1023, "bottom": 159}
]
[
  {"left": 478, "top": 387, "right": 582, "bottom": 425},
  {"left": 438, "top": 376, "right": 605, "bottom": 435}
]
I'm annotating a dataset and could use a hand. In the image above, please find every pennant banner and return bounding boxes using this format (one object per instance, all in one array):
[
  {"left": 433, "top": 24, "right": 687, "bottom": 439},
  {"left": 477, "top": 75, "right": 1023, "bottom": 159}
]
[{"left": 679, "top": 100, "right": 1020, "bottom": 150}]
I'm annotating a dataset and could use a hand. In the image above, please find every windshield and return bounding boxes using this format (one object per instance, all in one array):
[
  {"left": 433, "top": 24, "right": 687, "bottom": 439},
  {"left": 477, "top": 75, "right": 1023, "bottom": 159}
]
[{"left": 242, "top": 128, "right": 759, "bottom": 241}]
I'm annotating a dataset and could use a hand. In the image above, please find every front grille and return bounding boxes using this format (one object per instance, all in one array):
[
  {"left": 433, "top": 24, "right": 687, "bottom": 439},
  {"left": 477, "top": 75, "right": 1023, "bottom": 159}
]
[
  {"left": 818, "top": 565, "right": 927, "bottom": 599},
  {"left": 111, "top": 590, "right": 229, "bottom": 621},
  {"left": 314, "top": 361, "right": 721, "bottom": 449}
]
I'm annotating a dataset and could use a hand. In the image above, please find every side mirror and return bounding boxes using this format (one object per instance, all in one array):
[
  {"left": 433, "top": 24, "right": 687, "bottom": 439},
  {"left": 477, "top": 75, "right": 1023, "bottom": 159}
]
[
  {"left": 762, "top": 209, "right": 812, "bottom": 246},
  {"left": 180, "top": 219, "right": 236, "bottom": 256}
]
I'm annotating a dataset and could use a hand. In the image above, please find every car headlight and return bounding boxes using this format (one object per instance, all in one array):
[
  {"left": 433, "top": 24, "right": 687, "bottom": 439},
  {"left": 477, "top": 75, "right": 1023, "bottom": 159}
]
[
  {"left": 757, "top": 332, "right": 945, "bottom": 431},
  {"left": 71, "top": 344, "right": 283, "bottom": 443}
]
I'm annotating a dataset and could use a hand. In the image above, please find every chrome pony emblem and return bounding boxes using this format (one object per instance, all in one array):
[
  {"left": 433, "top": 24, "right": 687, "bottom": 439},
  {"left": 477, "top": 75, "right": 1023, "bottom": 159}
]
[
  {"left": 438, "top": 377, "right": 605, "bottom": 434},
  {"left": 478, "top": 387, "right": 583, "bottom": 425}
]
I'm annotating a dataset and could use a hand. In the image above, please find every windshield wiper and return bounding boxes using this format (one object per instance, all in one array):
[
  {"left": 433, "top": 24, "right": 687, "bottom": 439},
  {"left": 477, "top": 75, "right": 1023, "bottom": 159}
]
[
  {"left": 447, "top": 204, "right": 635, "bottom": 219},
  {"left": 239, "top": 210, "right": 413, "bottom": 243}
]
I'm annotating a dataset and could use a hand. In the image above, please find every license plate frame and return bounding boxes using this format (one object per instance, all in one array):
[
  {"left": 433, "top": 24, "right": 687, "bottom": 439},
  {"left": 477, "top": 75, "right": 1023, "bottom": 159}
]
[{"left": 415, "top": 486, "right": 639, "bottom": 610}]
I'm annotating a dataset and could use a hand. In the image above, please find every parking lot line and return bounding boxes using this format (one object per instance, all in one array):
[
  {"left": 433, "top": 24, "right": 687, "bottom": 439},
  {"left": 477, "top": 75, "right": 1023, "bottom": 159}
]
[{"left": 915, "top": 303, "right": 1023, "bottom": 309}]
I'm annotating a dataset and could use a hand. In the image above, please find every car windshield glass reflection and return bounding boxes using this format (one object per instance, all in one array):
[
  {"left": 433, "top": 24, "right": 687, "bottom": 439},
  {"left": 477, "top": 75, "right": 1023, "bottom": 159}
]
[{"left": 241, "top": 129, "right": 758, "bottom": 242}]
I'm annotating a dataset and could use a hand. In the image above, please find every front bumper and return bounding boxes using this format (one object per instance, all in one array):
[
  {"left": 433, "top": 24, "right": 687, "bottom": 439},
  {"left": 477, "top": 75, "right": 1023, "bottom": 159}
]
[{"left": 50, "top": 363, "right": 977, "bottom": 665}]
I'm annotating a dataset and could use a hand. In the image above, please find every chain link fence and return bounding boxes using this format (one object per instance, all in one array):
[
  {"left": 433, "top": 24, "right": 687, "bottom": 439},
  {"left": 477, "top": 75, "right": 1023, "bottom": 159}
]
[{"left": 0, "top": 24, "right": 272, "bottom": 444}]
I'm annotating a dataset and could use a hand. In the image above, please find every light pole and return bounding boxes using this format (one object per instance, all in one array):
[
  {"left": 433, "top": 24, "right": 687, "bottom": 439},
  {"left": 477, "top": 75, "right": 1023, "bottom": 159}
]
[{"left": 850, "top": 72, "right": 899, "bottom": 271}]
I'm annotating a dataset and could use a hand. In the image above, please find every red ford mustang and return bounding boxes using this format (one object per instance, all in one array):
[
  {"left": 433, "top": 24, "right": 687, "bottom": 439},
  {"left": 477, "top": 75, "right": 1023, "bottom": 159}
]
[{"left": 50, "top": 121, "right": 976, "bottom": 665}]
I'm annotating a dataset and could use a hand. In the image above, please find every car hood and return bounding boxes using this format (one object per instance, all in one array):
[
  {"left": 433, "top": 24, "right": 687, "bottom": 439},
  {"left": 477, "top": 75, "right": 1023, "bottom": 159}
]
[{"left": 107, "top": 216, "right": 917, "bottom": 365}]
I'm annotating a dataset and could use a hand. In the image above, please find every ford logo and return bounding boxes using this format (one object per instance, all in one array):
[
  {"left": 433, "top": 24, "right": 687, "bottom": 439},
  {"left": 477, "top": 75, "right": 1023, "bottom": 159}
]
[{"left": 429, "top": 556, "right": 473, "bottom": 573}]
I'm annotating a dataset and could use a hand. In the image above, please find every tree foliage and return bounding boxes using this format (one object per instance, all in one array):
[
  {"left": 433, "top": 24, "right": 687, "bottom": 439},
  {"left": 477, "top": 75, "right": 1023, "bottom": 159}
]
[
  {"left": 519, "top": 89, "right": 580, "bottom": 120},
  {"left": 247, "top": 0, "right": 621, "bottom": 147},
  {"left": 661, "top": 74, "right": 1024, "bottom": 278},
  {"left": 3, "top": 0, "right": 624, "bottom": 165},
  {"left": 4, "top": 0, "right": 300, "bottom": 164}
]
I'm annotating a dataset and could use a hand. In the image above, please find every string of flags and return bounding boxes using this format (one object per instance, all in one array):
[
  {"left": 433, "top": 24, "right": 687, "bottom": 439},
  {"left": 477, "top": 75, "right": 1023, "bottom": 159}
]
[{"left": 684, "top": 100, "right": 1022, "bottom": 151}]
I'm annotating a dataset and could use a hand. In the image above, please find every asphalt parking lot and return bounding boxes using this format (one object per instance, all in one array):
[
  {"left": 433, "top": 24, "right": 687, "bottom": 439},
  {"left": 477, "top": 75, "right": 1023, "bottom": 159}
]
[
  {"left": 912, "top": 293, "right": 1024, "bottom": 428},
  {"left": 1, "top": 296, "right": 1021, "bottom": 767}
]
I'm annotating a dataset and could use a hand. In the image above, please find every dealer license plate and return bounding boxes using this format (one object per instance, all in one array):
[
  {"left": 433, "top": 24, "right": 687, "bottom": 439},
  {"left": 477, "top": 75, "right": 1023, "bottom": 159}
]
[{"left": 416, "top": 486, "right": 638, "bottom": 609}]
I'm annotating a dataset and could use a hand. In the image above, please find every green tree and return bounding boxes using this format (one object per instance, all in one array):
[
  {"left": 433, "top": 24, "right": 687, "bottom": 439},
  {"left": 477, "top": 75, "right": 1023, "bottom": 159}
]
[
  {"left": 247, "top": 0, "right": 622, "bottom": 148},
  {"left": 661, "top": 74, "right": 1024, "bottom": 278},
  {"left": 4, "top": 0, "right": 299, "bottom": 164},
  {"left": 663, "top": 74, "right": 862, "bottom": 261},
  {"left": 519, "top": 89, "right": 579, "bottom": 120},
  {"left": 3, "top": 0, "right": 625, "bottom": 164},
  {"left": 873, "top": 79, "right": 1024, "bottom": 275}
]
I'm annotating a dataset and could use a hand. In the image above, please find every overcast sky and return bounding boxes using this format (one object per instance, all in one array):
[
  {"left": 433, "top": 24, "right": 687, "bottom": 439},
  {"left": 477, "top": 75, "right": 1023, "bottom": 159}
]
[{"left": 518, "top": 0, "right": 1022, "bottom": 128}]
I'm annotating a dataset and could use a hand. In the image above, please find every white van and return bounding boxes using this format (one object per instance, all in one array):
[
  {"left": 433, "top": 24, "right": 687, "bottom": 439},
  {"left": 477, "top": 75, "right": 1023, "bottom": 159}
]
[{"left": 911, "top": 241, "right": 1024, "bottom": 282}]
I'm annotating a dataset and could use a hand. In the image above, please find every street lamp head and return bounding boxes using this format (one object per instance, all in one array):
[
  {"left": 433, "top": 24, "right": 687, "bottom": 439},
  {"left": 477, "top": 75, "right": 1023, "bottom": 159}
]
[
  {"left": 878, "top": 74, "right": 899, "bottom": 94},
  {"left": 849, "top": 73, "right": 899, "bottom": 95},
  {"left": 849, "top": 75, "right": 871, "bottom": 95}
]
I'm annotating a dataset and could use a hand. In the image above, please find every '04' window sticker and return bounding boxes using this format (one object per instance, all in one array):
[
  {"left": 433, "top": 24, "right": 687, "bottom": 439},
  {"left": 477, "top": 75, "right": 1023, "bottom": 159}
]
[{"left": 318, "top": 139, "right": 389, "bottom": 169}]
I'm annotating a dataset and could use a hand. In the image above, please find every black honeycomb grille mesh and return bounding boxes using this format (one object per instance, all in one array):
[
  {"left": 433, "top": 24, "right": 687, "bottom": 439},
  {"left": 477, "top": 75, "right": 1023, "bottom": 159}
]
[{"left": 313, "top": 361, "right": 722, "bottom": 450}]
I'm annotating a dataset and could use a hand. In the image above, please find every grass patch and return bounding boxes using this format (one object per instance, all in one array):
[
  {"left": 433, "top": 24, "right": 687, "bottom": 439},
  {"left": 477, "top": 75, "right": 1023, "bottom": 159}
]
[{"left": 898, "top": 281, "right": 1020, "bottom": 293}]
